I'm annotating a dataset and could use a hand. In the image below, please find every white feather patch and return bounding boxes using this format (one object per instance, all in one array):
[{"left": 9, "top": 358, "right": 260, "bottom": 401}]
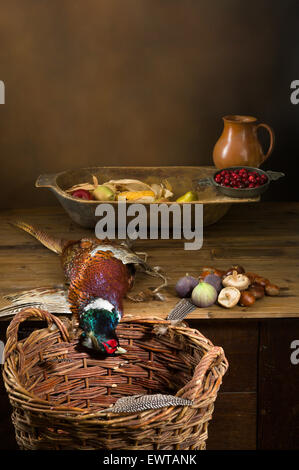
[{"left": 84, "top": 298, "right": 114, "bottom": 312}]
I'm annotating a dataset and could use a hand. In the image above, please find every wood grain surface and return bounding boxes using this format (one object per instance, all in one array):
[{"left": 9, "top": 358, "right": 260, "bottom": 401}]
[
  {"left": 0, "top": 203, "right": 298, "bottom": 450},
  {"left": 0, "top": 202, "right": 298, "bottom": 319}
]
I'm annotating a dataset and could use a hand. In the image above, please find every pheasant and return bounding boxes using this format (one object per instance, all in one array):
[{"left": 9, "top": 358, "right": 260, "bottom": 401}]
[{"left": 5, "top": 221, "right": 167, "bottom": 356}]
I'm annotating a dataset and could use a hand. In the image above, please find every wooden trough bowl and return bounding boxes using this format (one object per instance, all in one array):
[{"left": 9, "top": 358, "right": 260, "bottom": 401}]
[{"left": 36, "top": 166, "right": 259, "bottom": 228}]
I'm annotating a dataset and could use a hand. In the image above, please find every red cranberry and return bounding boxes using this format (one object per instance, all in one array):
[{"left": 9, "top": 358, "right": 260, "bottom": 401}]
[{"left": 218, "top": 167, "right": 269, "bottom": 189}]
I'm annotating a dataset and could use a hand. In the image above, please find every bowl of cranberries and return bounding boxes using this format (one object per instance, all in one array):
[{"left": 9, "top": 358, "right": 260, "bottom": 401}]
[{"left": 212, "top": 166, "right": 284, "bottom": 198}]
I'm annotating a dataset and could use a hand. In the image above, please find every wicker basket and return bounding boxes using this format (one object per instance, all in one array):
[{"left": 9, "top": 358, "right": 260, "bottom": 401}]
[{"left": 2, "top": 308, "right": 228, "bottom": 450}]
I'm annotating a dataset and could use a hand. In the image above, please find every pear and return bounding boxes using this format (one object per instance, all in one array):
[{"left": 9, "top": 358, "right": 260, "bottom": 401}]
[
  {"left": 176, "top": 191, "right": 198, "bottom": 203},
  {"left": 93, "top": 185, "right": 115, "bottom": 201}
]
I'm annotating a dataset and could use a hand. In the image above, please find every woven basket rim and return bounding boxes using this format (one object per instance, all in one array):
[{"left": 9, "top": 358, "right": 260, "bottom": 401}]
[{"left": 3, "top": 308, "right": 228, "bottom": 422}]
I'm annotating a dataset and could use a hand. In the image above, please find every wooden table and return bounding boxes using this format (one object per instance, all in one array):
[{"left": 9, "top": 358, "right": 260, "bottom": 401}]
[{"left": 0, "top": 203, "right": 298, "bottom": 449}]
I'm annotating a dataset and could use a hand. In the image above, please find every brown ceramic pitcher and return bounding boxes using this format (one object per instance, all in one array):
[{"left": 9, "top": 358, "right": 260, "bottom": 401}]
[{"left": 213, "top": 115, "right": 275, "bottom": 169}]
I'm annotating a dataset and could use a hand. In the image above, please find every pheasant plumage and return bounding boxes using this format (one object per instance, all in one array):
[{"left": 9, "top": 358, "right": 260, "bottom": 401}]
[{"left": 7, "top": 221, "right": 167, "bottom": 355}]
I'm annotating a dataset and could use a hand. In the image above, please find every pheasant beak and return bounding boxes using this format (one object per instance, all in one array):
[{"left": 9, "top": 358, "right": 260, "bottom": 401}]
[{"left": 115, "top": 346, "right": 127, "bottom": 355}]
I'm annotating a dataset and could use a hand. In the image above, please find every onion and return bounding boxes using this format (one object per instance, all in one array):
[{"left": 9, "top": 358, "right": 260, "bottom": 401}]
[{"left": 191, "top": 282, "right": 217, "bottom": 308}]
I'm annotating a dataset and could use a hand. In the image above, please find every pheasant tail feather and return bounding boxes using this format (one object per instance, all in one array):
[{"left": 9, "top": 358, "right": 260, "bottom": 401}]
[{"left": 10, "top": 220, "right": 66, "bottom": 254}]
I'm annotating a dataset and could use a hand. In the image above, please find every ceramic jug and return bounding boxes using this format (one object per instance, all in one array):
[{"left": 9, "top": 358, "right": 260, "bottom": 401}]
[{"left": 213, "top": 115, "right": 275, "bottom": 169}]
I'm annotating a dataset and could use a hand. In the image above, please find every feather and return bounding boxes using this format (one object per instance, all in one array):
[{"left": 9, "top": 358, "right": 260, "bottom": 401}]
[
  {"left": 107, "top": 394, "right": 193, "bottom": 413},
  {"left": 10, "top": 221, "right": 66, "bottom": 254},
  {"left": 90, "top": 243, "right": 168, "bottom": 296},
  {"left": 167, "top": 298, "right": 196, "bottom": 322},
  {"left": 0, "top": 287, "right": 71, "bottom": 319}
]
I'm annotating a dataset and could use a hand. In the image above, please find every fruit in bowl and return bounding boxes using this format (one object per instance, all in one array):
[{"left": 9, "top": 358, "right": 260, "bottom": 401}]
[
  {"left": 71, "top": 189, "right": 94, "bottom": 200},
  {"left": 209, "top": 166, "right": 285, "bottom": 199},
  {"left": 93, "top": 185, "right": 115, "bottom": 201},
  {"left": 214, "top": 168, "right": 268, "bottom": 189},
  {"left": 66, "top": 176, "right": 173, "bottom": 202}
]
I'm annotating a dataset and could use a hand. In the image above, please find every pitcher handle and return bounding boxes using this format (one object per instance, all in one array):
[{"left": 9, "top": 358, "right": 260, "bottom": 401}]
[{"left": 257, "top": 123, "right": 275, "bottom": 164}]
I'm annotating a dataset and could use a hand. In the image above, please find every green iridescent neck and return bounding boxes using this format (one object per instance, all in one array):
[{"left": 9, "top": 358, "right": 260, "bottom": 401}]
[{"left": 80, "top": 306, "right": 120, "bottom": 335}]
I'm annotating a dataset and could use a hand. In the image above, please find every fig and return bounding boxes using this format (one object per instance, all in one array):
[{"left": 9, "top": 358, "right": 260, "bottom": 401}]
[
  {"left": 175, "top": 275, "right": 198, "bottom": 298},
  {"left": 93, "top": 185, "right": 115, "bottom": 201},
  {"left": 204, "top": 274, "right": 223, "bottom": 294},
  {"left": 191, "top": 282, "right": 217, "bottom": 308}
]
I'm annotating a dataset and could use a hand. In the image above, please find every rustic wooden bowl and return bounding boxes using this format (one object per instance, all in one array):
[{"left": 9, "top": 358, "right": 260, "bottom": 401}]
[{"left": 36, "top": 166, "right": 260, "bottom": 228}]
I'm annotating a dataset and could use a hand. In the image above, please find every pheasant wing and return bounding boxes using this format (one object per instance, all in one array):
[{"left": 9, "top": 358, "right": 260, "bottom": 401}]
[{"left": 0, "top": 287, "right": 71, "bottom": 319}]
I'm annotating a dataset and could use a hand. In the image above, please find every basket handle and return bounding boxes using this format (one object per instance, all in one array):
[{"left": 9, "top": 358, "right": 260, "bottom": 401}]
[
  {"left": 4, "top": 307, "right": 71, "bottom": 360},
  {"left": 177, "top": 346, "right": 227, "bottom": 402}
]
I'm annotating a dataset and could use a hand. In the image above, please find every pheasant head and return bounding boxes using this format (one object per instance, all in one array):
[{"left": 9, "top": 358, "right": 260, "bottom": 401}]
[{"left": 79, "top": 298, "right": 126, "bottom": 355}]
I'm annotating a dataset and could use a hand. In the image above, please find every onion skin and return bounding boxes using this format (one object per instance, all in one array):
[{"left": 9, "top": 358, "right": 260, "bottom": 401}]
[
  {"left": 191, "top": 282, "right": 217, "bottom": 308},
  {"left": 175, "top": 276, "right": 198, "bottom": 298}
]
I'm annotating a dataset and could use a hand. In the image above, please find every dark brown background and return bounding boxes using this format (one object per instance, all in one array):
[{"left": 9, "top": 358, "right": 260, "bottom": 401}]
[{"left": 0, "top": 0, "right": 298, "bottom": 210}]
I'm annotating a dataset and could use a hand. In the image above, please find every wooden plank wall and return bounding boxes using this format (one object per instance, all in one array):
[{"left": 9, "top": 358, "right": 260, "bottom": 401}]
[
  {"left": 258, "top": 319, "right": 299, "bottom": 449},
  {"left": 192, "top": 320, "right": 258, "bottom": 450}
]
